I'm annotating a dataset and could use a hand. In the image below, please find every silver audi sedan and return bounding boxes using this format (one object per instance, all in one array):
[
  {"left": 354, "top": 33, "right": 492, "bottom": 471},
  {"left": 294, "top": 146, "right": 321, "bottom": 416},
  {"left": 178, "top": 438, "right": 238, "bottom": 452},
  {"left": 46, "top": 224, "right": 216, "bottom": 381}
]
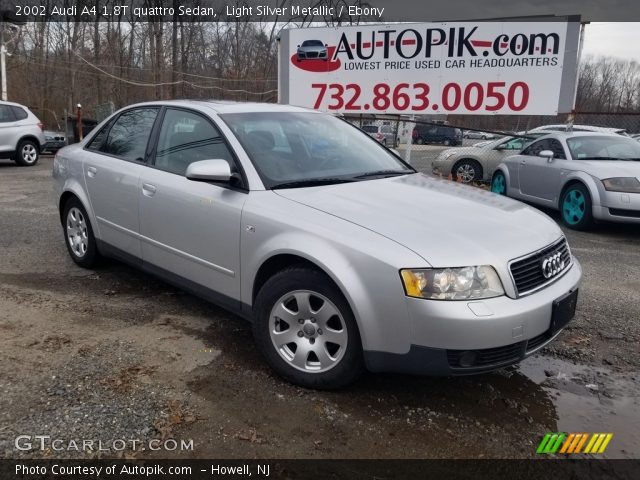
[
  {"left": 492, "top": 132, "right": 640, "bottom": 230},
  {"left": 53, "top": 101, "right": 581, "bottom": 389}
]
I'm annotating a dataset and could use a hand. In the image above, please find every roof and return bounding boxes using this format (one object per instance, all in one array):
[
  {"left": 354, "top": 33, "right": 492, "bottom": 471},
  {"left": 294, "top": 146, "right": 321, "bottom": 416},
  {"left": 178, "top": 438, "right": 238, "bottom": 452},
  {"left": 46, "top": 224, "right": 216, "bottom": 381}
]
[
  {"left": 539, "top": 131, "right": 624, "bottom": 138},
  {"left": 118, "top": 99, "right": 316, "bottom": 115}
]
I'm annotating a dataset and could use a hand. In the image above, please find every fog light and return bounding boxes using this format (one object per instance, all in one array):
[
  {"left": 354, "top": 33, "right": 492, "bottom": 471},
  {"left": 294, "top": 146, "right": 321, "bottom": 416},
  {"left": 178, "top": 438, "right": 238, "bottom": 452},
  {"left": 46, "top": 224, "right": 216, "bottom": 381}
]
[{"left": 458, "top": 351, "right": 477, "bottom": 368}]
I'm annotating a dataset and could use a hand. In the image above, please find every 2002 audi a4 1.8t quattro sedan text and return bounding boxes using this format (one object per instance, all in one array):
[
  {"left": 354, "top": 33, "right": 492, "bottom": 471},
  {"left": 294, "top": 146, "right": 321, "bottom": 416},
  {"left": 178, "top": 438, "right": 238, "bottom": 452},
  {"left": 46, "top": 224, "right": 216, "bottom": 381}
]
[{"left": 53, "top": 101, "right": 582, "bottom": 389}]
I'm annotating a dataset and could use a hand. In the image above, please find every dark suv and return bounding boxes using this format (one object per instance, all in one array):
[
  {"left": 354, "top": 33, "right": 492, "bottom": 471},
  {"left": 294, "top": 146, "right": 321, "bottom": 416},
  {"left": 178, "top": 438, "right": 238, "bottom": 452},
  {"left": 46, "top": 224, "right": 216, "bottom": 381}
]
[{"left": 412, "top": 125, "right": 462, "bottom": 146}]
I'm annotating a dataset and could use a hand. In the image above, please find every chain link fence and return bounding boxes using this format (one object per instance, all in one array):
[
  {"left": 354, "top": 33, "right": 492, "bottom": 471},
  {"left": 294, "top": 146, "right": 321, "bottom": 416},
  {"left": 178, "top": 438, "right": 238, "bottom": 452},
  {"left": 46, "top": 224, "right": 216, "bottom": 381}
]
[{"left": 344, "top": 112, "right": 640, "bottom": 184}]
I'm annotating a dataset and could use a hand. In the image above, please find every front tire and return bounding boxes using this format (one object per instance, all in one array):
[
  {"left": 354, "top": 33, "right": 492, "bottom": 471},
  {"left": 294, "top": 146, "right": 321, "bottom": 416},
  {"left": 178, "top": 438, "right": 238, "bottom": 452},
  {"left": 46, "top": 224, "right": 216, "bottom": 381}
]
[
  {"left": 491, "top": 170, "right": 507, "bottom": 195},
  {"left": 62, "top": 198, "right": 101, "bottom": 268},
  {"left": 452, "top": 159, "right": 482, "bottom": 183},
  {"left": 14, "top": 140, "right": 40, "bottom": 166},
  {"left": 560, "top": 183, "right": 593, "bottom": 230},
  {"left": 253, "top": 267, "right": 364, "bottom": 389}
]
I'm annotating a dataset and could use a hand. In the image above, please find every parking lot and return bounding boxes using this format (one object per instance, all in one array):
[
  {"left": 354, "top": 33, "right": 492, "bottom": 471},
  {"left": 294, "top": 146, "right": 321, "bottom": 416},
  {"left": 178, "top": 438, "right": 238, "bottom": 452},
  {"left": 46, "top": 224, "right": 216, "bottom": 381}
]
[{"left": 0, "top": 156, "right": 639, "bottom": 459}]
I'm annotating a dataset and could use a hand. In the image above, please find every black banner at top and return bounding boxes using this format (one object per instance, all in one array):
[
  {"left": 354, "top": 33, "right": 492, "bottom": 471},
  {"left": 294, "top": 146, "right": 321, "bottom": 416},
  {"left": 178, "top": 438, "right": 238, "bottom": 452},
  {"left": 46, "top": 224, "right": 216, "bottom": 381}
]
[{"left": 2, "top": 0, "right": 640, "bottom": 23}]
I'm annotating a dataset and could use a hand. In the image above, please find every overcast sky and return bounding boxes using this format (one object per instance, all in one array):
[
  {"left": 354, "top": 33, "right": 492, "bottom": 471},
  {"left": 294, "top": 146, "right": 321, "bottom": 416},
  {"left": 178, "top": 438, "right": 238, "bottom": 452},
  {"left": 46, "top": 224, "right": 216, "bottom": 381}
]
[{"left": 582, "top": 23, "right": 640, "bottom": 62}]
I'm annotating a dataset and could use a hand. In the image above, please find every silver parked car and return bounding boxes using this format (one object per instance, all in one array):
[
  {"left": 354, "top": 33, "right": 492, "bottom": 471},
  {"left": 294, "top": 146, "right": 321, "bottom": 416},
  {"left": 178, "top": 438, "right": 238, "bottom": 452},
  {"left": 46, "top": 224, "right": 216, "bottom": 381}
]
[
  {"left": 53, "top": 101, "right": 582, "bottom": 388},
  {"left": 361, "top": 124, "right": 395, "bottom": 146},
  {"left": 433, "top": 133, "right": 544, "bottom": 183},
  {"left": 0, "top": 100, "right": 46, "bottom": 166},
  {"left": 296, "top": 40, "right": 328, "bottom": 61},
  {"left": 492, "top": 132, "right": 640, "bottom": 229}
]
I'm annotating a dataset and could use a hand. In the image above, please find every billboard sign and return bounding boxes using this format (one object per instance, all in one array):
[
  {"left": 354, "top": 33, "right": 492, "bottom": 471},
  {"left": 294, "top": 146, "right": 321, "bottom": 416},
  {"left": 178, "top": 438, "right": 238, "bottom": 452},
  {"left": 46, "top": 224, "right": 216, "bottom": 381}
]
[{"left": 279, "top": 21, "right": 581, "bottom": 115}]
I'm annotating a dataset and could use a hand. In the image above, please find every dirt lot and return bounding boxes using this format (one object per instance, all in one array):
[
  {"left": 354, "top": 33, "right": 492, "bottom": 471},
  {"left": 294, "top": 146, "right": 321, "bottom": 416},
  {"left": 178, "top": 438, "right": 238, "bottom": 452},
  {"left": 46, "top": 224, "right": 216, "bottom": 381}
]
[{"left": 0, "top": 157, "right": 639, "bottom": 460}]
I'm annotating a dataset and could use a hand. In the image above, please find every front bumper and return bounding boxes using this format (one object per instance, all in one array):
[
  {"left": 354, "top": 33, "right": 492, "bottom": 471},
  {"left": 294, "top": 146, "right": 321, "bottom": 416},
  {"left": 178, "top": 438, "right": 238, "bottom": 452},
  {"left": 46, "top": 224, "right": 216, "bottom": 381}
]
[
  {"left": 593, "top": 190, "right": 640, "bottom": 224},
  {"left": 364, "top": 258, "right": 582, "bottom": 375}
]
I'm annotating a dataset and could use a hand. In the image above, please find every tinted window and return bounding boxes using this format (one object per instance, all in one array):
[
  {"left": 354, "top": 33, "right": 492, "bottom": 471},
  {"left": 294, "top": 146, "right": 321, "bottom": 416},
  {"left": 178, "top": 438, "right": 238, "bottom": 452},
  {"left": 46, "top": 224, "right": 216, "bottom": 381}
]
[
  {"left": 0, "top": 105, "right": 15, "bottom": 122},
  {"left": 361, "top": 125, "right": 378, "bottom": 133},
  {"left": 11, "top": 106, "right": 28, "bottom": 120},
  {"left": 154, "top": 108, "right": 235, "bottom": 176},
  {"left": 86, "top": 121, "right": 112, "bottom": 151},
  {"left": 102, "top": 108, "right": 158, "bottom": 161},
  {"left": 522, "top": 138, "right": 566, "bottom": 159}
]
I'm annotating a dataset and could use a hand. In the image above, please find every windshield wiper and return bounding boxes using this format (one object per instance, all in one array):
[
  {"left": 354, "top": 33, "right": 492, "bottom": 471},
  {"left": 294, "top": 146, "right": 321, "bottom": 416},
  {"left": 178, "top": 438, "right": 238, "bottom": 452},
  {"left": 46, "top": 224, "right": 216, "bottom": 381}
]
[
  {"left": 354, "top": 170, "right": 412, "bottom": 179},
  {"left": 271, "top": 178, "right": 355, "bottom": 189}
]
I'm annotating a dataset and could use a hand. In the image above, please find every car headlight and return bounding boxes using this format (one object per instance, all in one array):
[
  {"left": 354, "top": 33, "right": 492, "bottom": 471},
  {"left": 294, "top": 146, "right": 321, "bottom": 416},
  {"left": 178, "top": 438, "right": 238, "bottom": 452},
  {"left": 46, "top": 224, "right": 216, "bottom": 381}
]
[
  {"left": 602, "top": 177, "right": 640, "bottom": 193},
  {"left": 438, "top": 151, "right": 456, "bottom": 160},
  {"left": 400, "top": 266, "right": 504, "bottom": 300}
]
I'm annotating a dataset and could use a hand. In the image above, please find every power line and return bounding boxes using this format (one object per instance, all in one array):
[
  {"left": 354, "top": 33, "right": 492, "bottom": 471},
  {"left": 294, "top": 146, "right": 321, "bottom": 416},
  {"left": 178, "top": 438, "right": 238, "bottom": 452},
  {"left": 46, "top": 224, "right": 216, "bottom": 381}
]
[{"left": 72, "top": 52, "right": 278, "bottom": 95}]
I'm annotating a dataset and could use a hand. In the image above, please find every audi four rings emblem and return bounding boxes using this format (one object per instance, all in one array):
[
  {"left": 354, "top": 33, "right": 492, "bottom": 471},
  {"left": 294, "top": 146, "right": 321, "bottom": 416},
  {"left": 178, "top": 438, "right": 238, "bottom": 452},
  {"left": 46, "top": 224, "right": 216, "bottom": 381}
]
[{"left": 541, "top": 253, "right": 565, "bottom": 279}]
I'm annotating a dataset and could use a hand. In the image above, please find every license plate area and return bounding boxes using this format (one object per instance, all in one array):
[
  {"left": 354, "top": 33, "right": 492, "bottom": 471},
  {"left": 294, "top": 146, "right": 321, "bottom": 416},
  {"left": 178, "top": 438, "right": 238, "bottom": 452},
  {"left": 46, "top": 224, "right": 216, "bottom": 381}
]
[{"left": 551, "top": 289, "right": 578, "bottom": 334}]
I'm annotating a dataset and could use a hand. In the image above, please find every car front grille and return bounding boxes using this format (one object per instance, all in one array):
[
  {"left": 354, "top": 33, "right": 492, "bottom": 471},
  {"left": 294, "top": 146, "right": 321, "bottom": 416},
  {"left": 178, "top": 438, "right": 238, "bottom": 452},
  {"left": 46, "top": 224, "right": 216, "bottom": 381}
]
[
  {"left": 509, "top": 238, "right": 571, "bottom": 296},
  {"left": 307, "top": 52, "right": 319, "bottom": 58}
]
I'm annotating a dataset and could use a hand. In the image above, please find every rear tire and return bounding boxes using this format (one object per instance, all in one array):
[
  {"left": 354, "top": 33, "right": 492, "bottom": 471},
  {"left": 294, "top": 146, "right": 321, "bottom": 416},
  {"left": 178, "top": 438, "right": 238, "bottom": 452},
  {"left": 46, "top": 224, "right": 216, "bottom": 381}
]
[
  {"left": 560, "top": 183, "right": 593, "bottom": 230},
  {"left": 14, "top": 140, "right": 40, "bottom": 166},
  {"left": 253, "top": 267, "right": 364, "bottom": 389},
  {"left": 62, "top": 198, "right": 101, "bottom": 268}
]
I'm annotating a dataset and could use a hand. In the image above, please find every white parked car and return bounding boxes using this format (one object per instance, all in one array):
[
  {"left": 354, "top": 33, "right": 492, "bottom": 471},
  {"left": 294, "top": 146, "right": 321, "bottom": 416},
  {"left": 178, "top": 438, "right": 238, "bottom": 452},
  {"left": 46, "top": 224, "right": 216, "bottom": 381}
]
[{"left": 0, "top": 100, "right": 46, "bottom": 166}]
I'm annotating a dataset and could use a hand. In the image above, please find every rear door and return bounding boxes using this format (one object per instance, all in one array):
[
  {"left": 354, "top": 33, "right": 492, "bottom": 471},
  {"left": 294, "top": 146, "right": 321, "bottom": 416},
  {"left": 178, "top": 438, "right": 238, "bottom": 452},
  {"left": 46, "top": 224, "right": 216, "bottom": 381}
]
[
  {"left": 138, "top": 107, "right": 247, "bottom": 304},
  {"left": 0, "top": 105, "right": 17, "bottom": 153},
  {"left": 83, "top": 107, "right": 159, "bottom": 258}
]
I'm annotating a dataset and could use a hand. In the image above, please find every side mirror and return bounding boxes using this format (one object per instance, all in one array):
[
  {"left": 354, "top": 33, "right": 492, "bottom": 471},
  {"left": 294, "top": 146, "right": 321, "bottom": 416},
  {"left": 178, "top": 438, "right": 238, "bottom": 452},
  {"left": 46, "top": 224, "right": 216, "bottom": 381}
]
[
  {"left": 297, "top": 44, "right": 300, "bottom": 48},
  {"left": 325, "top": 43, "right": 328, "bottom": 47},
  {"left": 494, "top": 144, "right": 507, "bottom": 150},
  {"left": 538, "top": 150, "right": 554, "bottom": 161},
  {"left": 186, "top": 159, "right": 232, "bottom": 182}
]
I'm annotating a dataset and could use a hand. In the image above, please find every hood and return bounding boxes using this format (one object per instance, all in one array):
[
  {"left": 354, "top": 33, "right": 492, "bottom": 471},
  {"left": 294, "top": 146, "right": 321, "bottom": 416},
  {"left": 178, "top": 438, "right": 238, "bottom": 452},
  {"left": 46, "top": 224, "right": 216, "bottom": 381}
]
[
  {"left": 572, "top": 160, "right": 640, "bottom": 179},
  {"left": 275, "top": 173, "right": 563, "bottom": 267}
]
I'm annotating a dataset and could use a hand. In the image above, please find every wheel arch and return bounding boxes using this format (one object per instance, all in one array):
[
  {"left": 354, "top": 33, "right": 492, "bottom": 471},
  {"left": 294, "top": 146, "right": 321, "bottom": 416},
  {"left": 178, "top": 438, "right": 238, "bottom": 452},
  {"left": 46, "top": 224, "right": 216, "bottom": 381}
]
[
  {"left": 244, "top": 233, "right": 411, "bottom": 353},
  {"left": 16, "top": 135, "right": 43, "bottom": 152},
  {"left": 558, "top": 173, "right": 600, "bottom": 211},
  {"left": 452, "top": 157, "right": 484, "bottom": 179},
  {"left": 58, "top": 185, "right": 100, "bottom": 239}
]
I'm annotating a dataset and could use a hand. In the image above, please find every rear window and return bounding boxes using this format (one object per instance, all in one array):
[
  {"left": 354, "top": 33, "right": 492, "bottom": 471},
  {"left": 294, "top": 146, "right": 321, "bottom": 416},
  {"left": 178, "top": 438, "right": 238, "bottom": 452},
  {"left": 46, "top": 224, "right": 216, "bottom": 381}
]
[
  {"left": 361, "top": 125, "right": 378, "bottom": 133},
  {"left": 11, "top": 106, "right": 28, "bottom": 120},
  {"left": 0, "top": 105, "right": 15, "bottom": 122}
]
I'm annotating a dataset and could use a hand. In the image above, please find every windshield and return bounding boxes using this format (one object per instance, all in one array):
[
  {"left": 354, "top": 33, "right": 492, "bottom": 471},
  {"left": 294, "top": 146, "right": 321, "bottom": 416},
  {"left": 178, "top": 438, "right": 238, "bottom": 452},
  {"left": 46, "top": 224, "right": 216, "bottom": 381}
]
[
  {"left": 566, "top": 136, "right": 640, "bottom": 160},
  {"left": 220, "top": 112, "right": 414, "bottom": 188},
  {"left": 302, "top": 40, "right": 324, "bottom": 47}
]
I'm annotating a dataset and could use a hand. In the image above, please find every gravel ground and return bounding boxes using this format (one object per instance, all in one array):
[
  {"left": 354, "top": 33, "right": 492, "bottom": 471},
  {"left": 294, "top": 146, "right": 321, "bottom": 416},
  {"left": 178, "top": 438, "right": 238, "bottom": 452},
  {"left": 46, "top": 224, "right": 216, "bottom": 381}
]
[{"left": 0, "top": 157, "right": 638, "bottom": 460}]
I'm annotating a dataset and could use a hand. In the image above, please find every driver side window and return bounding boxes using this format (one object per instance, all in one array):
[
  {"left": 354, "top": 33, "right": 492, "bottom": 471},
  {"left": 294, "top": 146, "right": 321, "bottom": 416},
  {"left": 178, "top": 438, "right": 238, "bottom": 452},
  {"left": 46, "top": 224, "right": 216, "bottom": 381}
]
[
  {"left": 521, "top": 139, "right": 566, "bottom": 159},
  {"left": 154, "top": 108, "right": 235, "bottom": 176}
]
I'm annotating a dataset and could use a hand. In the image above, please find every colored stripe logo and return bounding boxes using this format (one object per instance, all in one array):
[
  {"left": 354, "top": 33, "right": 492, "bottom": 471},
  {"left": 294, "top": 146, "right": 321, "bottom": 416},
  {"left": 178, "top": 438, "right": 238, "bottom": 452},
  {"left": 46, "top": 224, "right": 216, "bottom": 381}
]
[{"left": 537, "top": 433, "right": 613, "bottom": 454}]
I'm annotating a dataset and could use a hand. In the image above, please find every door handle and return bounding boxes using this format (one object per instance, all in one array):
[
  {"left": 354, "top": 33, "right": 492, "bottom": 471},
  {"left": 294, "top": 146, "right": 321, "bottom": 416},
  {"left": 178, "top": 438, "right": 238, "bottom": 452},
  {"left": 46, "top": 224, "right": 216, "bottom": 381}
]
[
  {"left": 87, "top": 166, "right": 97, "bottom": 178},
  {"left": 520, "top": 160, "right": 526, "bottom": 165},
  {"left": 142, "top": 183, "right": 157, "bottom": 197}
]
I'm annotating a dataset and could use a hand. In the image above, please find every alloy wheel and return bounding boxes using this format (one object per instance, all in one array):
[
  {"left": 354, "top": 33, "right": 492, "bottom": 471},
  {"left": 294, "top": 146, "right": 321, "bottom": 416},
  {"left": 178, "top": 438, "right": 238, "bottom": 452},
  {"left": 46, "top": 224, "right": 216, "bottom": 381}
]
[
  {"left": 66, "top": 207, "right": 89, "bottom": 258},
  {"left": 269, "top": 290, "right": 348, "bottom": 373}
]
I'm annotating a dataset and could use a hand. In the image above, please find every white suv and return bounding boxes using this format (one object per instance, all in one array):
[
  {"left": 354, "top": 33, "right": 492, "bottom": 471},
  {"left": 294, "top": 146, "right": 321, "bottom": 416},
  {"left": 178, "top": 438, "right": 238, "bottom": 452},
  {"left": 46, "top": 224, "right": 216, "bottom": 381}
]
[{"left": 0, "top": 101, "right": 46, "bottom": 166}]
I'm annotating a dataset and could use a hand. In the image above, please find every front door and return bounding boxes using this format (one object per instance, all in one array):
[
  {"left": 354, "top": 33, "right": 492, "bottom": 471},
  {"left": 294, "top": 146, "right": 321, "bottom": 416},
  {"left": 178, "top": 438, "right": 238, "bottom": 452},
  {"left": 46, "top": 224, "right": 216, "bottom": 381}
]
[{"left": 138, "top": 107, "right": 247, "bottom": 302}]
